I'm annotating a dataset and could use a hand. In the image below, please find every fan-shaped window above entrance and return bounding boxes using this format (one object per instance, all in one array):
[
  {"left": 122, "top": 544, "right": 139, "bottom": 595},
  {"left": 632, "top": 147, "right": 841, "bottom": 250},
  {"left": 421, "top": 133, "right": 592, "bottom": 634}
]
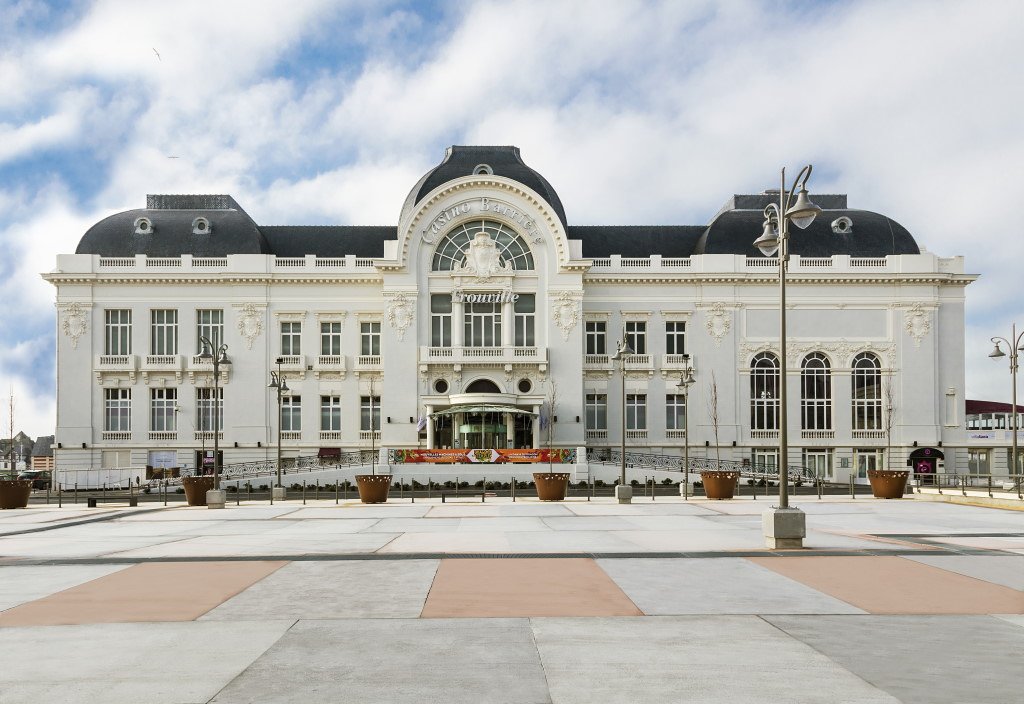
[
  {"left": 432, "top": 220, "right": 535, "bottom": 271},
  {"left": 465, "top": 379, "right": 502, "bottom": 394}
]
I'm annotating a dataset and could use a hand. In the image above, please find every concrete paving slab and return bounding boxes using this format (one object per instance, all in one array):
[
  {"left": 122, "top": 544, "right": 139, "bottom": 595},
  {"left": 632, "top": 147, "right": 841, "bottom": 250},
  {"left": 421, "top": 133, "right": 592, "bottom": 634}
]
[
  {"left": 531, "top": 616, "right": 898, "bottom": 703},
  {"left": 564, "top": 502, "right": 716, "bottom": 515},
  {"left": 283, "top": 504, "right": 431, "bottom": 518},
  {"left": 903, "top": 554, "right": 1024, "bottom": 590},
  {"left": 598, "top": 558, "right": 864, "bottom": 614},
  {"left": 507, "top": 529, "right": 652, "bottom": 553},
  {"left": 0, "top": 533, "right": 186, "bottom": 559},
  {"left": 107, "top": 532, "right": 398, "bottom": 558},
  {"left": 363, "top": 517, "right": 461, "bottom": 532},
  {"left": 928, "top": 535, "right": 1024, "bottom": 551},
  {"left": 0, "top": 564, "right": 132, "bottom": 610},
  {"left": 201, "top": 559, "right": 439, "bottom": 620},
  {"left": 209, "top": 618, "right": 551, "bottom": 704},
  {"left": 377, "top": 531, "right": 512, "bottom": 553},
  {"left": 0, "top": 620, "right": 294, "bottom": 704},
  {"left": 994, "top": 614, "right": 1024, "bottom": 629},
  {"left": 455, "top": 516, "right": 551, "bottom": 532},
  {"left": 263, "top": 518, "right": 382, "bottom": 535},
  {"left": 611, "top": 528, "right": 762, "bottom": 552},
  {"left": 426, "top": 502, "right": 574, "bottom": 517},
  {"left": 766, "top": 615, "right": 1024, "bottom": 704}
]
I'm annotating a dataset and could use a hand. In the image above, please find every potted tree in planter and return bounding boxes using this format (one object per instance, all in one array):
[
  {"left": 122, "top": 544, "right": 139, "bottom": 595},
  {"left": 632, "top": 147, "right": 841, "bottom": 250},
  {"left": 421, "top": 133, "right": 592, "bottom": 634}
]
[
  {"left": 533, "top": 381, "right": 570, "bottom": 501},
  {"left": 867, "top": 379, "right": 908, "bottom": 499},
  {"left": 355, "top": 379, "right": 391, "bottom": 503},
  {"left": 1, "top": 392, "right": 31, "bottom": 509},
  {"left": 698, "top": 372, "right": 739, "bottom": 499}
]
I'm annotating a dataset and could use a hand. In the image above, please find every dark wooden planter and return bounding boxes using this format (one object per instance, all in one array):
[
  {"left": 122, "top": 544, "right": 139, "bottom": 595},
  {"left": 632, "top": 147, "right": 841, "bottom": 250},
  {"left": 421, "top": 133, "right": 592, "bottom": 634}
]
[
  {"left": 183, "top": 476, "right": 215, "bottom": 506},
  {"left": 867, "top": 469, "right": 909, "bottom": 499},
  {"left": 533, "top": 472, "right": 571, "bottom": 501},
  {"left": 355, "top": 475, "right": 392, "bottom": 503},
  {"left": 699, "top": 471, "right": 739, "bottom": 500},
  {"left": 0, "top": 479, "right": 32, "bottom": 509}
]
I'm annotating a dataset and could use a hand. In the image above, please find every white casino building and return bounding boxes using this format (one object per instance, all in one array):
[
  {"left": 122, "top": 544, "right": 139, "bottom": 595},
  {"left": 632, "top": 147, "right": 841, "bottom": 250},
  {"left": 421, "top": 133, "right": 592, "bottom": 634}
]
[{"left": 45, "top": 146, "right": 975, "bottom": 483}]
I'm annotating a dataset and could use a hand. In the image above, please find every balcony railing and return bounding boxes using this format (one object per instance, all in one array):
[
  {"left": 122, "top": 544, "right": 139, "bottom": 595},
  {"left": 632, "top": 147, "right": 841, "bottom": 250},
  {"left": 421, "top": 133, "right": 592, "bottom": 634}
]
[
  {"left": 148, "top": 431, "right": 177, "bottom": 440},
  {"left": 280, "top": 431, "right": 301, "bottom": 441},
  {"left": 585, "top": 430, "right": 608, "bottom": 440},
  {"left": 750, "top": 430, "right": 779, "bottom": 439},
  {"left": 356, "top": 355, "right": 381, "bottom": 366},
  {"left": 852, "top": 429, "right": 886, "bottom": 439},
  {"left": 665, "top": 429, "right": 687, "bottom": 439},
  {"left": 316, "top": 355, "right": 345, "bottom": 367},
  {"left": 96, "top": 354, "right": 138, "bottom": 369},
  {"left": 319, "top": 431, "right": 342, "bottom": 441},
  {"left": 101, "top": 431, "right": 131, "bottom": 440},
  {"left": 626, "top": 430, "right": 648, "bottom": 440},
  {"left": 143, "top": 355, "right": 181, "bottom": 369},
  {"left": 359, "top": 430, "right": 381, "bottom": 441},
  {"left": 623, "top": 354, "right": 653, "bottom": 370},
  {"left": 584, "top": 354, "right": 611, "bottom": 369},
  {"left": 420, "top": 346, "right": 547, "bottom": 365},
  {"left": 194, "top": 431, "right": 223, "bottom": 441},
  {"left": 662, "top": 354, "right": 691, "bottom": 370},
  {"left": 801, "top": 430, "right": 835, "bottom": 440}
]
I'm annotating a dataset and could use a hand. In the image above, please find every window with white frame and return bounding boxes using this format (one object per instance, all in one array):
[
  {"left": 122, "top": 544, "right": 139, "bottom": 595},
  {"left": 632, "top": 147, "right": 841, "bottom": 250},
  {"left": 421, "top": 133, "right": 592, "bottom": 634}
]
[
  {"left": 666, "top": 394, "right": 686, "bottom": 430},
  {"left": 514, "top": 294, "right": 535, "bottom": 347},
  {"left": 464, "top": 299, "right": 501, "bottom": 347},
  {"left": 196, "top": 309, "right": 223, "bottom": 352},
  {"left": 281, "top": 321, "right": 301, "bottom": 356},
  {"left": 753, "top": 448, "right": 778, "bottom": 470},
  {"left": 750, "top": 352, "right": 779, "bottom": 430},
  {"left": 665, "top": 321, "right": 686, "bottom": 355},
  {"left": 585, "top": 394, "right": 607, "bottom": 430},
  {"left": 196, "top": 388, "right": 223, "bottom": 432},
  {"left": 104, "top": 388, "right": 131, "bottom": 431},
  {"left": 360, "top": 322, "right": 381, "bottom": 355},
  {"left": 150, "top": 310, "right": 177, "bottom": 355},
  {"left": 104, "top": 309, "right": 132, "bottom": 355},
  {"left": 625, "top": 321, "right": 646, "bottom": 355},
  {"left": 968, "top": 449, "right": 990, "bottom": 474},
  {"left": 852, "top": 352, "right": 882, "bottom": 430},
  {"left": 281, "top": 396, "right": 301, "bottom": 432},
  {"left": 803, "top": 449, "right": 832, "bottom": 479},
  {"left": 801, "top": 352, "right": 832, "bottom": 430},
  {"left": 431, "top": 220, "right": 534, "bottom": 271},
  {"left": 626, "top": 394, "right": 647, "bottom": 430},
  {"left": 320, "top": 322, "right": 342, "bottom": 356},
  {"left": 150, "top": 388, "right": 176, "bottom": 432},
  {"left": 855, "top": 448, "right": 882, "bottom": 478},
  {"left": 360, "top": 396, "right": 381, "bottom": 431},
  {"left": 320, "top": 396, "right": 341, "bottom": 431},
  {"left": 585, "top": 321, "right": 606, "bottom": 355},
  {"left": 431, "top": 295, "right": 452, "bottom": 347}
]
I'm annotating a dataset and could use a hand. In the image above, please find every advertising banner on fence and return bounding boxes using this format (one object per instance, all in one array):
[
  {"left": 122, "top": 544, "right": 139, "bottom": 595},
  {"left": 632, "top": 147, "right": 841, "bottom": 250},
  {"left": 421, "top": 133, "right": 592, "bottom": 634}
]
[{"left": 390, "top": 448, "right": 575, "bottom": 464}]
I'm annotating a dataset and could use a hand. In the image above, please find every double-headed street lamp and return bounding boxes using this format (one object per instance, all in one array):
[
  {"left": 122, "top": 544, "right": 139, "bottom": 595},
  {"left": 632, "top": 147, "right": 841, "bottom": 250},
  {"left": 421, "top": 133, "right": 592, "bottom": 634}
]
[
  {"left": 989, "top": 324, "right": 1024, "bottom": 478},
  {"left": 610, "top": 336, "right": 634, "bottom": 504},
  {"left": 198, "top": 335, "right": 230, "bottom": 508},
  {"left": 752, "top": 165, "right": 822, "bottom": 549},
  {"left": 268, "top": 357, "right": 290, "bottom": 501},
  {"left": 677, "top": 355, "right": 695, "bottom": 500}
]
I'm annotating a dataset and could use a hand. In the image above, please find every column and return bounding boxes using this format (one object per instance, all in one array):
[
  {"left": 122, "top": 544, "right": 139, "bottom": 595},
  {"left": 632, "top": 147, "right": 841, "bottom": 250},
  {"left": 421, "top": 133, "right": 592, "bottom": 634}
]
[
  {"left": 532, "top": 405, "right": 541, "bottom": 449},
  {"left": 426, "top": 405, "right": 434, "bottom": 449},
  {"left": 502, "top": 298, "right": 513, "bottom": 348},
  {"left": 505, "top": 412, "right": 514, "bottom": 448},
  {"left": 455, "top": 412, "right": 463, "bottom": 448},
  {"left": 452, "top": 293, "right": 464, "bottom": 347}
]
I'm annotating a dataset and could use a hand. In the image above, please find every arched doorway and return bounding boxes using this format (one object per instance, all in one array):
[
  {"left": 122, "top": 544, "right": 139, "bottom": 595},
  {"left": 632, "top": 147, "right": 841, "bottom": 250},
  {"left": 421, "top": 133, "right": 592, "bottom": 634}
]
[{"left": 908, "top": 447, "right": 943, "bottom": 484}]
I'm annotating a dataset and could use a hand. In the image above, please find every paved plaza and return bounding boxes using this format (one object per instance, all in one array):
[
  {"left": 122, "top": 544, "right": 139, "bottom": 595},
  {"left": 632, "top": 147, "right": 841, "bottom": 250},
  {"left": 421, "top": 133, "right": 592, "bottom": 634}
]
[{"left": 0, "top": 496, "right": 1022, "bottom": 703}]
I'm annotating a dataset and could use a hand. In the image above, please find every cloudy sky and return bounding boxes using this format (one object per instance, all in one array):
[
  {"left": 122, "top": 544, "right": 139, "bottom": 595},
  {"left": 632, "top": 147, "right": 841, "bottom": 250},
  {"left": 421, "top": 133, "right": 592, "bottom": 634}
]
[{"left": 1, "top": 0, "right": 1022, "bottom": 438}]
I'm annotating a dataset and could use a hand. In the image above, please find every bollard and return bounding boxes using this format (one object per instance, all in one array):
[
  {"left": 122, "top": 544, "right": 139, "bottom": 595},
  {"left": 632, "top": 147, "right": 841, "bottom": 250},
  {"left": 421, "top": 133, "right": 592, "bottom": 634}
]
[
  {"left": 428, "top": 476, "right": 431, "bottom": 500},
  {"left": 850, "top": 475, "right": 856, "bottom": 499},
  {"left": 75, "top": 482, "right": 78, "bottom": 504},
  {"left": 248, "top": 482, "right": 252, "bottom": 502},
  {"left": 962, "top": 475, "right": 967, "bottom": 496},
  {"left": 46, "top": 485, "right": 50, "bottom": 505},
  {"left": 335, "top": 479, "right": 339, "bottom": 504},
  {"left": 344, "top": 479, "right": 348, "bottom": 501},
  {"left": 988, "top": 475, "right": 992, "bottom": 498},
  {"left": 400, "top": 479, "right": 404, "bottom": 500},
  {"left": 512, "top": 476, "right": 516, "bottom": 502},
  {"left": 456, "top": 476, "right": 459, "bottom": 497},
  {"left": 236, "top": 486, "right": 240, "bottom": 506},
  {"left": 303, "top": 481, "right": 307, "bottom": 505},
  {"left": 58, "top": 483, "right": 62, "bottom": 508},
  {"left": 316, "top": 481, "right": 320, "bottom": 502}
]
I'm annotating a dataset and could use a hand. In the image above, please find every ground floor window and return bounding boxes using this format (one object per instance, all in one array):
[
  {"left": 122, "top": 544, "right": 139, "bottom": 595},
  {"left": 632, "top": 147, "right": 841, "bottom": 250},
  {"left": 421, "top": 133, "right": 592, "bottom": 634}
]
[
  {"left": 321, "top": 396, "right": 341, "bottom": 431},
  {"left": 803, "top": 449, "right": 832, "bottom": 479},
  {"left": 855, "top": 448, "right": 883, "bottom": 478},
  {"left": 752, "top": 448, "right": 778, "bottom": 471},
  {"left": 968, "top": 449, "right": 990, "bottom": 474},
  {"left": 585, "top": 394, "right": 607, "bottom": 431}
]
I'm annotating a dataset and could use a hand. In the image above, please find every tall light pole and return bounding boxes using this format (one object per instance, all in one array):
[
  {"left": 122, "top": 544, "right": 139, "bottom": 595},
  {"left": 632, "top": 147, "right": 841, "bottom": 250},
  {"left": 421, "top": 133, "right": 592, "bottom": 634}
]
[
  {"left": 268, "top": 357, "right": 289, "bottom": 501},
  {"left": 199, "top": 336, "right": 230, "bottom": 508},
  {"left": 989, "top": 324, "right": 1024, "bottom": 479},
  {"left": 677, "top": 354, "right": 695, "bottom": 500},
  {"left": 610, "top": 336, "right": 634, "bottom": 504},
  {"left": 752, "top": 165, "right": 822, "bottom": 548}
]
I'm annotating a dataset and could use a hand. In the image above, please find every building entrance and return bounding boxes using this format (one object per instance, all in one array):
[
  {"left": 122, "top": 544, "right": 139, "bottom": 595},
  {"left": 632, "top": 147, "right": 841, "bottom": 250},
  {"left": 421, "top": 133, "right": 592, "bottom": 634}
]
[{"left": 430, "top": 404, "right": 537, "bottom": 450}]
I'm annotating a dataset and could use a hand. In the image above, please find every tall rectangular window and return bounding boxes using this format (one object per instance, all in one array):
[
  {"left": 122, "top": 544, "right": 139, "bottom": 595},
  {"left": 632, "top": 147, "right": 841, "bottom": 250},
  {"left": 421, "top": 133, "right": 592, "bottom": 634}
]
[
  {"left": 151, "top": 310, "right": 177, "bottom": 355},
  {"left": 320, "top": 322, "right": 342, "bottom": 356},
  {"left": 585, "top": 321, "right": 606, "bottom": 355},
  {"left": 360, "top": 322, "right": 381, "bottom": 355},
  {"left": 431, "top": 295, "right": 452, "bottom": 347},
  {"left": 666, "top": 394, "right": 686, "bottom": 430},
  {"left": 585, "top": 394, "right": 607, "bottom": 430},
  {"left": 514, "top": 294, "right": 535, "bottom": 347},
  {"left": 196, "top": 309, "right": 223, "bottom": 352},
  {"left": 104, "top": 389, "right": 131, "bottom": 431},
  {"left": 196, "top": 388, "right": 223, "bottom": 432},
  {"left": 281, "top": 396, "right": 301, "bottom": 432},
  {"left": 104, "top": 310, "right": 132, "bottom": 355},
  {"left": 625, "top": 321, "right": 646, "bottom": 355},
  {"left": 753, "top": 448, "right": 779, "bottom": 471},
  {"left": 281, "top": 322, "right": 301, "bottom": 356},
  {"left": 150, "top": 388, "right": 177, "bottom": 432},
  {"left": 626, "top": 394, "right": 647, "bottom": 430},
  {"left": 665, "top": 321, "right": 686, "bottom": 355},
  {"left": 803, "top": 449, "right": 832, "bottom": 479},
  {"left": 320, "top": 396, "right": 341, "bottom": 431},
  {"left": 855, "top": 448, "right": 882, "bottom": 478},
  {"left": 360, "top": 396, "right": 381, "bottom": 431},
  {"left": 464, "top": 299, "right": 501, "bottom": 347}
]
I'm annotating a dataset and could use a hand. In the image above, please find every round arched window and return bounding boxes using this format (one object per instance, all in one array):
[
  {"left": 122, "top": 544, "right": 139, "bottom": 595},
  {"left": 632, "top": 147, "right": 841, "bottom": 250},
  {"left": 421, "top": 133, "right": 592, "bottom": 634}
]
[
  {"left": 517, "top": 378, "right": 532, "bottom": 393},
  {"left": 432, "top": 220, "right": 534, "bottom": 271},
  {"left": 433, "top": 379, "right": 449, "bottom": 394}
]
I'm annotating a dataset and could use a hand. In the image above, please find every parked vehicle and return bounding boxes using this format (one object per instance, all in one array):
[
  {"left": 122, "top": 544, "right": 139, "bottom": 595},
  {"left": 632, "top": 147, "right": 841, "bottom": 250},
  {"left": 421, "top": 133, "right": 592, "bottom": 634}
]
[{"left": 18, "top": 470, "right": 52, "bottom": 489}]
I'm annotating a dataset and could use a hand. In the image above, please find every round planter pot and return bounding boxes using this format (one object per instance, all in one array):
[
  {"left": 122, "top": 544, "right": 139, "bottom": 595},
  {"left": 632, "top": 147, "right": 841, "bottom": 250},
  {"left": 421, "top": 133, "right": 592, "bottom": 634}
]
[
  {"left": 699, "top": 471, "right": 740, "bottom": 500},
  {"left": 182, "top": 476, "right": 215, "bottom": 506},
  {"left": 0, "top": 479, "right": 32, "bottom": 509},
  {"left": 867, "top": 470, "right": 909, "bottom": 499},
  {"left": 355, "top": 475, "right": 392, "bottom": 504},
  {"left": 533, "top": 472, "right": 571, "bottom": 501}
]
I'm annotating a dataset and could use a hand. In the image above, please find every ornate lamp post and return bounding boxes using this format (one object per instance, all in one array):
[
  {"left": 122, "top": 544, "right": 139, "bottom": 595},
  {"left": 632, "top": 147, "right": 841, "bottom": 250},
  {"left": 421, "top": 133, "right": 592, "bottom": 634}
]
[
  {"left": 677, "top": 355, "right": 695, "bottom": 500},
  {"left": 268, "top": 357, "right": 289, "bottom": 501},
  {"left": 989, "top": 324, "right": 1024, "bottom": 479},
  {"left": 198, "top": 336, "right": 230, "bottom": 509},
  {"left": 610, "top": 336, "right": 634, "bottom": 504},
  {"left": 752, "top": 165, "right": 822, "bottom": 548}
]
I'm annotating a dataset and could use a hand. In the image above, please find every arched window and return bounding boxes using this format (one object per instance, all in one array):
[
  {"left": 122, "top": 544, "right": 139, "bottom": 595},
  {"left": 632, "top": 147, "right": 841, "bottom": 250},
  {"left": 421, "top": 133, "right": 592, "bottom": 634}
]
[
  {"left": 432, "top": 220, "right": 535, "bottom": 271},
  {"left": 465, "top": 379, "right": 501, "bottom": 394},
  {"left": 750, "top": 352, "right": 779, "bottom": 430},
  {"left": 852, "top": 352, "right": 882, "bottom": 431},
  {"left": 801, "top": 353, "right": 832, "bottom": 430}
]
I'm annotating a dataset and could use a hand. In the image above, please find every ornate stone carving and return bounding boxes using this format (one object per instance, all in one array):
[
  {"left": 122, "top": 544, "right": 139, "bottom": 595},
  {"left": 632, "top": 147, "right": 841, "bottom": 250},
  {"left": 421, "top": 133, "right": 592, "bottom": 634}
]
[
  {"left": 904, "top": 303, "right": 931, "bottom": 347},
  {"left": 60, "top": 302, "right": 88, "bottom": 349},
  {"left": 386, "top": 292, "right": 414, "bottom": 341},
  {"left": 704, "top": 302, "right": 731, "bottom": 347},
  {"left": 452, "top": 231, "right": 512, "bottom": 281},
  {"left": 738, "top": 339, "right": 898, "bottom": 367},
  {"left": 235, "top": 303, "right": 264, "bottom": 350},
  {"left": 553, "top": 291, "right": 580, "bottom": 341}
]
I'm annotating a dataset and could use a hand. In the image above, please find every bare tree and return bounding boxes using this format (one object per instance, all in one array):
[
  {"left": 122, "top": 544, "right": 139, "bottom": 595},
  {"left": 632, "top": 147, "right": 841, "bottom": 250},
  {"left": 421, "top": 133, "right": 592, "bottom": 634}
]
[
  {"left": 884, "top": 374, "right": 897, "bottom": 471},
  {"left": 547, "top": 378, "right": 558, "bottom": 469},
  {"left": 5, "top": 386, "right": 14, "bottom": 475},
  {"left": 706, "top": 371, "right": 722, "bottom": 466}
]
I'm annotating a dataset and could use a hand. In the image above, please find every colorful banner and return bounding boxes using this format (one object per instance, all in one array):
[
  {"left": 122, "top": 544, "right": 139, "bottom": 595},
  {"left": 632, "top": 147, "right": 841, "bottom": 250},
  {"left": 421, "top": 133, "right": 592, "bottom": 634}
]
[{"left": 389, "top": 448, "right": 576, "bottom": 464}]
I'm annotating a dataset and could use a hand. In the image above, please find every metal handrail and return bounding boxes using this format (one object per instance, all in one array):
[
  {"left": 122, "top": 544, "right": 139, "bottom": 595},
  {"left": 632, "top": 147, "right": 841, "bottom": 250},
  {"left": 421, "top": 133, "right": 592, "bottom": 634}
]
[{"left": 585, "top": 448, "right": 818, "bottom": 482}]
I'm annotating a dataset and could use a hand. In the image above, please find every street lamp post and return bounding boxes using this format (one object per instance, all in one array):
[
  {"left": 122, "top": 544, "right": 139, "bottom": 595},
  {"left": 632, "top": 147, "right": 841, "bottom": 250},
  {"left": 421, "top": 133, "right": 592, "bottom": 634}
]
[
  {"left": 199, "top": 335, "right": 230, "bottom": 509},
  {"left": 989, "top": 324, "right": 1024, "bottom": 483},
  {"left": 268, "top": 357, "right": 289, "bottom": 501},
  {"left": 610, "top": 336, "right": 634, "bottom": 504},
  {"left": 677, "top": 355, "right": 695, "bottom": 500},
  {"left": 752, "top": 165, "right": 822, "bottom": 548}
]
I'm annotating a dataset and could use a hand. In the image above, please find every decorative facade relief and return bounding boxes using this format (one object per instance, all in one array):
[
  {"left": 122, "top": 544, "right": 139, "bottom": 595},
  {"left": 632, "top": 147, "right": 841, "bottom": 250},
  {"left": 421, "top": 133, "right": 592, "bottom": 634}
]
[
  {"left": 903, "top": 303, "right": 931, "bottom": 347},
  {"left": 737, "top": 339, "right": 897, "bottom": 367},
  {"left": 552, "top": 291, "right": 581, "bottom": 341},
  {"left": 704, "top": 302, "right": 731, "bottom": 347},
  {"left": 60, "top": 302, "right": 88, "bottom": 349},
  {"left": 385, "top": 292, "right": 415, "bottom": 341},
  {"left": 235, "top": 303, "right": 265, "bottom": 350},
  {"left": 452, "top": 232, "right": 513, "bottom": 281}
]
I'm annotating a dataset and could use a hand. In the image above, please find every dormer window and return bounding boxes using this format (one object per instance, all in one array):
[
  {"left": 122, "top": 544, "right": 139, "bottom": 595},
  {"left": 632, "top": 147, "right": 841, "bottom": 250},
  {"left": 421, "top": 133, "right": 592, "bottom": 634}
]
[
  {"left": 192, "top": 217, "right": 211, "bottom": 235},
  {"left": 473, "top": 163, "right": 493, "bottom": 175},
  {"left": 134, "top": 217, "right": 153, "bottom": 235},
  {"left": 831, "top": 216, "right": 853, "bottom": 234}
]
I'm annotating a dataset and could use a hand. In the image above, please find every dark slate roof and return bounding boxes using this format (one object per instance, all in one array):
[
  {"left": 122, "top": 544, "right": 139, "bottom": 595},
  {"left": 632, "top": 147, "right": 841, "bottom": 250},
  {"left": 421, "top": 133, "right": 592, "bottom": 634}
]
[
  {"left": 413, "top": 146, "right": 568, "bottom": 228},
  {"left": 568, "top": 226, "right": 705, "bottom": 258},
  {"left": 260, "top": 226, "right": 396, "bottom": 258},
  {"left": 31, "top": 435, "right": 54, "bottom": 457},
  {"left": 76, "top": 195, "right": 271, "bottom": 256}
]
